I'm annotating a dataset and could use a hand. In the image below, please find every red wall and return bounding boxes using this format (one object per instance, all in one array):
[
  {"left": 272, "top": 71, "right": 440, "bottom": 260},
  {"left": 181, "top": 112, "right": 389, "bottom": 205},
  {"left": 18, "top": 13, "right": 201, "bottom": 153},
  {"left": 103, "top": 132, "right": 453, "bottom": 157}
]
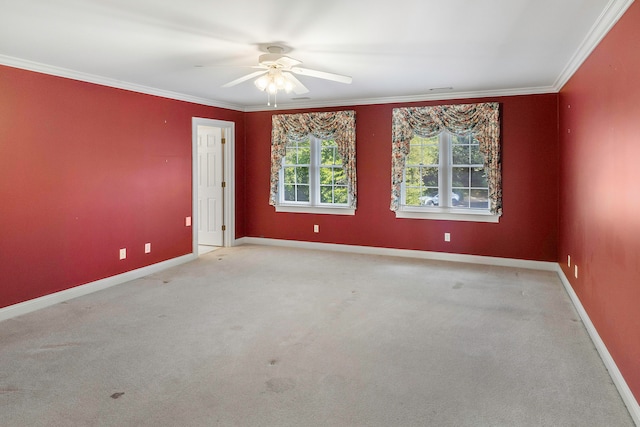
[
  {"left": 244, "top": 94, "right": 559, "bottom": 261},
  {"left": 558, "top": 2, "right": 640, "bottom": 401},
  {"left": 0, "top": 65, "right": 245, "bottom": 309}
]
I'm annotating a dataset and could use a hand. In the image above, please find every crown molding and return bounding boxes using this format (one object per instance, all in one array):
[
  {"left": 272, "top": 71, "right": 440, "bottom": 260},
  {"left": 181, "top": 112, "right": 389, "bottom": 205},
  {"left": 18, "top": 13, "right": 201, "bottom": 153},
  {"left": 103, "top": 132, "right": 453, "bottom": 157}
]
[
  {"left": 0, "top": 54, "right": 245, "bottom": 112},
  {"left": 553, "top": 0, "right": 635, "bottom": 91},
  {"left": 1, "top": 0, "right": 633, "bottom": 113},
  {"left": 242, "top": 86, "right": 557, "bottom": 112}
]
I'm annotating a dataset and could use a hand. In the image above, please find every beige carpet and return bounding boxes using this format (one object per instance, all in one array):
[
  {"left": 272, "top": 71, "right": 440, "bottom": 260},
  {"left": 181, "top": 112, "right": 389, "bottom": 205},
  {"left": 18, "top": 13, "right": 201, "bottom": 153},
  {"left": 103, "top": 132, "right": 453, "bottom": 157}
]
[{"left": 0, "top": 245, "right": 633, "bottom": 426}]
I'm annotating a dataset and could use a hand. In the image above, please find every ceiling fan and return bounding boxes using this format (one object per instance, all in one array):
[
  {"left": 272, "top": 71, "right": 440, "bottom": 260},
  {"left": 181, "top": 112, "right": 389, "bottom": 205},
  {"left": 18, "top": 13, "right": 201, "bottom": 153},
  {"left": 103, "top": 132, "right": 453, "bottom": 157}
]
[{"left": 222, "top": 45, "right": 352, "bottom": 106}]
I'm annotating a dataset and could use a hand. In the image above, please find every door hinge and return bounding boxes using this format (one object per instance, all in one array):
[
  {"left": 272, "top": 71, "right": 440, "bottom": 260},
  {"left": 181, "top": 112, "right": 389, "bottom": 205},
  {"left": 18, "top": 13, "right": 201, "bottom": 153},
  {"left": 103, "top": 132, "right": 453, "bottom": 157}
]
[
  {"left": 221, "top": 181, "right": 226, "bottom": 188},
  {"left": 222, "top": 225, "right": 226, "bottom": 231},
  {"left": 221, "top": 138, "right": 226, "bottom": 144}
]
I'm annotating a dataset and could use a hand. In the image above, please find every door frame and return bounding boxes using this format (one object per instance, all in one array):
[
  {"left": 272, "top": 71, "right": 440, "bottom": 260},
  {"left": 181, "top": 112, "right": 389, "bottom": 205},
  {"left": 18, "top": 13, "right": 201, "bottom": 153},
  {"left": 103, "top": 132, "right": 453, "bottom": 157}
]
[{"left": 192, "top": 117, "right": 235, "bottom": 254}]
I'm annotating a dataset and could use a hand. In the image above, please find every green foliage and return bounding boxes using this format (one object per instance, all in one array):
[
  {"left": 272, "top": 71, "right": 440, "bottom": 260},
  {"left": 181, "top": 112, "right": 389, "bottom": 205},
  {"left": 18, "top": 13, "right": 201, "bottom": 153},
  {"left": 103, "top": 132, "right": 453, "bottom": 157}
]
[
  {"left": 471, "top": 167, "right": 487, "bottom": 187},
  {"left": 452, "top": 144, "right": 470, "bottom": 164},
  {"left": 405, "top": 187, "right": 423, "bottom": 206},
  {"left": 334, "top": 187, "right": 348, "bottom": 204},
  {"left": 319, "top": 167, "right": 333, "bottom": 185},
  {"left": 407, "top": 136, "right": 439, "bottom": 166},
  {"left": 296, "top": 167, "right": 309, "bottom": 184},
  {"left": 421, "top": 167, "right": 438, "bottom": 186},
  {"left": 320, "top": 186, "right": 333, "bottom": 203},
  {"left": 283, "top": 167, "right": 296, "bottom": 184},
  {"left": 452, "top": 167, "right": 470, "bottom": 187}
]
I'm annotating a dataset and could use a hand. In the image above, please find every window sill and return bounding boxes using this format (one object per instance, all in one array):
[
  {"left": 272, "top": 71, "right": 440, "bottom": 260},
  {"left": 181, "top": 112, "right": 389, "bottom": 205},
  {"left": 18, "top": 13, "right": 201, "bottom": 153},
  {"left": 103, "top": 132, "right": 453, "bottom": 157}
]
[
  {"left": 275, "top": 205, "right": 356, "bottom": 216},
  {"left": 395, "top": 207, "right": 500, "bottom": 223}
]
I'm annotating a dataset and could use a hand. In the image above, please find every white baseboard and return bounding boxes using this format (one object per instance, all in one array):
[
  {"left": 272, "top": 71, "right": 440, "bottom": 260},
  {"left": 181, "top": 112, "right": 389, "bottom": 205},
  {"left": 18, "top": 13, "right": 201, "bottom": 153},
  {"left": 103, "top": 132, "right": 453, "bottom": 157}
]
[
  {"left": 0, "top": 253, "right": 197, "bottom": 323},
  {"left": 556, "top": 267, "right": 640, "bottom": 426},
  {"left": 237, "top": 237, "right": 558, "bottom": 271}
]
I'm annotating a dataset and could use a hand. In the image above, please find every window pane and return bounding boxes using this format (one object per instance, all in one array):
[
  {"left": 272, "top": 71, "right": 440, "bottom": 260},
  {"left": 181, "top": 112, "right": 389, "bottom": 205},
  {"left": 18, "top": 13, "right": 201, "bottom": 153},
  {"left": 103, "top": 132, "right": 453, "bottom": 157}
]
[
  {"left": 452, "top": 167, "right": 470, "bottom": 187},
  {"left": 284, "top": 148, "right": 297, "bottom": 165},
  {"left": 334, "top": 149, "right": 344, "bottom": 166},
  {"left": 455, "top": 189, "right": 470, "bottom": 208},
  {"left": 321, "top": 147, "right": 335, "bottom": 165},
  {"left": 407, "top": 144, "right": 422, "bottom": 165},
  {"left": 406, "top": 167, "right": 421, "bottom": 186},
  {"left": 422, "top": 143, "right": 439, "bottom": 164},
  {"left": 284, "top": 184, "right": 295, "bottom": 201},
  {"left": 470, "top": 189, "right": 489, "bottom": 209},
  {"left": 297, "top": 146, "right": 311, "bottom": 164},
  {"left": 319, "top": 167, "right": 333, "bottom": 185},
  {"left": 408, "top": 136, "right": 439, "bottom": 165},
  {"left": 471, "top": 167, "right": 488, "bottom": 187},
  {"left": 470, "top": 145, "right": 484, "bottom": 164},
  {"left": 334, "top": 187, "right": 348, "bottom": 204},
  {"left": 320, "top": 186, "right": 332, "bottom": 203},
  {"left": 421, "top": 167, "right": 438, "bottom": 186},
  {"left": 296, "top": 167, "right": 309, "bottom": 184},
  {"left": 451, "top": 134, "right": 471, "bottom": 145},
  {"left": 405, "top": 187, "right": 422, "bottom": 206},
  {"left": 283, "top": 167, "right": 296, "bottom": 184},
  {"left": 279, "top": 136, "right": 351, "bottom": 207},
  {"left": 419, "top": 188, "right": 439, "bottom": 206},
  {"left": 297, "top": 185, "right": 309, "bottom": 202},
  {"left": 452, "top": 145, "right": 470, "bottom": 165}
]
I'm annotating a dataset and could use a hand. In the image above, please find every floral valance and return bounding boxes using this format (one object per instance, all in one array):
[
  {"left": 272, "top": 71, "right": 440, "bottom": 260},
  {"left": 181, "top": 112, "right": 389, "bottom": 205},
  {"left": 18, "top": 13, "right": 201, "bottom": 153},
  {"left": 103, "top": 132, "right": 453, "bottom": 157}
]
[
  {"left": 269, "top": 110, "right": 357, "bottom": 207},
  {"left": 391, "top": 102, "right": 502, "bottom": 214}
]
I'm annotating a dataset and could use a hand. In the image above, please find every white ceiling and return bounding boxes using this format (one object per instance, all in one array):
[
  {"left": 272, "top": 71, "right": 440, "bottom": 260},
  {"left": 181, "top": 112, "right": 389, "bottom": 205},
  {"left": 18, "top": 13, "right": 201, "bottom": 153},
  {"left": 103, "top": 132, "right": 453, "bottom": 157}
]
[{"left": 0, "top": 0, "right": 632, "bottom": 111}]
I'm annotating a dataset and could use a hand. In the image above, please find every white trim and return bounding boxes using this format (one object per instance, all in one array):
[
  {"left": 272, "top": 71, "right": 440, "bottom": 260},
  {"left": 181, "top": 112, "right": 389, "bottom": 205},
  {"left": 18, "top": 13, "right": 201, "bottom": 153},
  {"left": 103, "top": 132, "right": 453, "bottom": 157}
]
[
  {"left": 192, "top": 118, "right": 237, "bottom": 254},
  {"left": 0, "top": 54, "right": 244, "bottom": 112},
  {"left": 243, "top": 86, "right": 557, "bottom": 112},
  {"left": 237, "top": 237, "right": 557, "bottom": 271},
  {"left": 556, "top": 266, "right": 640, "bottom": 426},
  {"left": 0, "top": 254, "right": 196, "bottom": 323},
  {"left": 553, "top": 0, "right": 635, "bottom": 91},
  {"left": 275, "top": 205, "right": 355, "bottom": 216},
  {"left": 395, "top": 209, "right": 500, "bottom": 223}
]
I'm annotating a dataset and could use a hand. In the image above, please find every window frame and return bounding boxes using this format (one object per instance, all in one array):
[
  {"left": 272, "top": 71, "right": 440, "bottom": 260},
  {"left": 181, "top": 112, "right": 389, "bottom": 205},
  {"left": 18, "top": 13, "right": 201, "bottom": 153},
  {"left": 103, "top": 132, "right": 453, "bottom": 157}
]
[
  {"left": 397, "top": 132, "right": 500, "bottom": 223},
  {"left": 276, "top": 135, "right": 355, "bottom": 216}
]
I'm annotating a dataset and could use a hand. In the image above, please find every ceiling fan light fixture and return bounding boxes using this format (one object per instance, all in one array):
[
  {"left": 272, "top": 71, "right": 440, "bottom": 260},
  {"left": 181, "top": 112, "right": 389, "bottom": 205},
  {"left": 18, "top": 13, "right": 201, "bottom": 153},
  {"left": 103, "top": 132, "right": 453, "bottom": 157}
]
[
  {"left": 254, "top": 75, "right": 269, "bottom": 91},
  {"left": 254, "top": 69, "right": 294, "bottom": 106}
]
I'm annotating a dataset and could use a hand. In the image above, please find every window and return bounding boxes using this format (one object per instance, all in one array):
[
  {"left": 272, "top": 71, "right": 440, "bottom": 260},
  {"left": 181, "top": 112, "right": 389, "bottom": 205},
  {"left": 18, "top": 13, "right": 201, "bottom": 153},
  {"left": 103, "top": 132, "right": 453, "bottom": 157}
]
[
  {"left": 391, "top": 103, "right": 501, "bottom": 222},
  {"left": 280, "top": 136, "right": 349, "bottom": 207},
  {"left": 403, "top": 132, "right": 489, "bottom": 210},
  {"left": 270, "top": 110, "right": 356, "bottom": 215}
]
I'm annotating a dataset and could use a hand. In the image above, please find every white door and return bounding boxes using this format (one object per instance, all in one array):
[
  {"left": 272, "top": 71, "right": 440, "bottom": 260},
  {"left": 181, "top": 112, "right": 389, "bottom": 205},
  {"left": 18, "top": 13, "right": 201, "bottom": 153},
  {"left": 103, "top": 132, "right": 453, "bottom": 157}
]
[{"left": 197, "top": 125, "right": 224, "bottom": 246}]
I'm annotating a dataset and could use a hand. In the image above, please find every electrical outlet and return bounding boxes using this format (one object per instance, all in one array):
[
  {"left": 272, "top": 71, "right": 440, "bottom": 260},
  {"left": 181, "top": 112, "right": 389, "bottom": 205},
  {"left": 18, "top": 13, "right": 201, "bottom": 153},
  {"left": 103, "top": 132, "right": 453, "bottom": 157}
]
[
  {"left": 119, "top": 248, "right": 126, "bottom": 260},
  {"left": 444, "top": 232, "right": 451, "bottom": 242},
  {"left": 185, "top": 216, "right": 191, "bottom": 227},
  {"left": 145, "top": 243, "right": 151, "bottom": 254},
  {"left": 313, "top": 224, "right": 319, "bottom": 233}
]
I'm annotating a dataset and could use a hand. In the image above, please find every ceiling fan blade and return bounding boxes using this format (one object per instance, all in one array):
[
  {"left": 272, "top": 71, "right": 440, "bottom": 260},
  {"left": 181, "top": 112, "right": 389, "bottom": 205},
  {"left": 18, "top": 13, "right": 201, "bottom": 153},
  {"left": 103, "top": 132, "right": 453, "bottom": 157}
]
[
  {"left": 221, "top": 70, "right": 267, "bottom": 88},
  {"left": 276, "top": 56, "right": 302, "bottom": 68},
  {"left": 290, "top": 67, "right": 352, "bottom": 84},
  {"left": 282, "top": 72, "right": 309, "bottom": 95}
]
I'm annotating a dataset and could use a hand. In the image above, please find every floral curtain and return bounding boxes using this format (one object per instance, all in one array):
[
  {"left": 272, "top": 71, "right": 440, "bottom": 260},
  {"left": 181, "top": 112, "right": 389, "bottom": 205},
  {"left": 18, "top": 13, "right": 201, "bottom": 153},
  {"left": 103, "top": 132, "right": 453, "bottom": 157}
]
[
  {"left": 391, "top": 102, "right": 501, "bottom": 214},
  {"left": 269, "top": 110, "right": 357, "bottom": 208}
]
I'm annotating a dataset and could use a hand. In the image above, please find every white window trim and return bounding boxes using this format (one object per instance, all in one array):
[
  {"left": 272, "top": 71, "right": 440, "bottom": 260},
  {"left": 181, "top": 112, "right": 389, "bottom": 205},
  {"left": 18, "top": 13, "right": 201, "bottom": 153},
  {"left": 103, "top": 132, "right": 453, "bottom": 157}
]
[
  {"left": 276, "top": 135, "right": 354, "bottom": 215},
  {"left": 396, "top": 208, "right": 500, "bottom": 222},
  {"left": 275, "top": 205, "right": 356, "bottom": 215},
  {"left": 396, "top": 132, "right": 500, "bottom": 223}
]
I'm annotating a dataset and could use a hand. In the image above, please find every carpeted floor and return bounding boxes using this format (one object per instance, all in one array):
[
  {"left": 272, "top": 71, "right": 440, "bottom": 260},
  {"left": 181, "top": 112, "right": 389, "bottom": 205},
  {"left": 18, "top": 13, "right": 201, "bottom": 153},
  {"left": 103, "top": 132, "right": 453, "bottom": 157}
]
[{"left": 0, "top": 245, "right": 634, "bottom": 426}]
